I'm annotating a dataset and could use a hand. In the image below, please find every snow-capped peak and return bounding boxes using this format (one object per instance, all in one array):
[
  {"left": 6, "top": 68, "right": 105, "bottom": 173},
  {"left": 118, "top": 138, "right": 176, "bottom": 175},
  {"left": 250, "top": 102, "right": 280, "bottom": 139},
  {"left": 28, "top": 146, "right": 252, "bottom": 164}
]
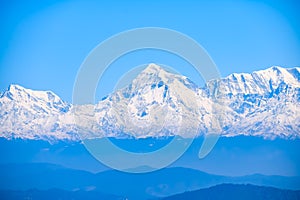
[
  {"left": 93, "top": 64, "right": 201, "bottom": 138},
  {"left": 1, "top": 84, "right": 28, "bottom": 100},
  {"left": 254, "top": 66, "right": 300, "bottom": 87},
  {"left": 210, "top": 66, "right": 300, "bottom": 96},
  {"left": 132, "top": 64, "right": 180, "bottom": 88},
  {"left": 1, "top": 84, "right": 65, "bottom": 105},
  {"left": 0, "top": 84, "right": 75, "bottom": 141},
  {"left": 141, "top": 63, "right": 163, "bottom": 74}
]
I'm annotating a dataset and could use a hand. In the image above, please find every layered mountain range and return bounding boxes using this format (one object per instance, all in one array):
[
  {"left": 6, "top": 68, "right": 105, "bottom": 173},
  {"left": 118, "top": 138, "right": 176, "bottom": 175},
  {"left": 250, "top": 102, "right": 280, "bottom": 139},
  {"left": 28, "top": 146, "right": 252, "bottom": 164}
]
[{"left": 0, "top": 64, "right": 299, "bottom": 141}]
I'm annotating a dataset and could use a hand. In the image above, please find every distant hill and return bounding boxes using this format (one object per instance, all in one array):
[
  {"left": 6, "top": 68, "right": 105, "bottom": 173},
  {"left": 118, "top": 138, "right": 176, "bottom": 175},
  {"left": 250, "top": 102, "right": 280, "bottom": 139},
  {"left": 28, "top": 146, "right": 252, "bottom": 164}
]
[
  {"left": 161, "top": 184, "right": 300, "bottom": 200},
  {"left": 1, "top": 163, "right": 300, "bottom": 200},
  {"left": 1, "top": 184, "right": 299, "bottom": 200},
  {"left": 0, "top": 189, "right": 125, "bottom": 200}
]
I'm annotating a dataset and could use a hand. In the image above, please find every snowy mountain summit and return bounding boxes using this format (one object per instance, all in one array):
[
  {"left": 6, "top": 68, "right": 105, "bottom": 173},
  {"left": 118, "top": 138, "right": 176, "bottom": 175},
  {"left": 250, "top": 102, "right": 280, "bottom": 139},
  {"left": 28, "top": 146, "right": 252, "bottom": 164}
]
[
  {"left": 91, "top": 64, "right": 202, "bottom": 138},
  {"left": 1, "top": 64, "right": 299, "bottom": 141},
  {"left": 0, "top": 84, "right": 76, "bottom": 140}
]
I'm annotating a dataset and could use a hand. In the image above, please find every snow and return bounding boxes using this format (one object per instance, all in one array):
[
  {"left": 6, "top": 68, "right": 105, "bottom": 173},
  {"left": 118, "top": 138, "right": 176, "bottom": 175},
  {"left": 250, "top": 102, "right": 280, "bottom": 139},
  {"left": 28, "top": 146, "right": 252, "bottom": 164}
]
[{"left": 0, "top": 65, "right": 299, "bottom": 141}]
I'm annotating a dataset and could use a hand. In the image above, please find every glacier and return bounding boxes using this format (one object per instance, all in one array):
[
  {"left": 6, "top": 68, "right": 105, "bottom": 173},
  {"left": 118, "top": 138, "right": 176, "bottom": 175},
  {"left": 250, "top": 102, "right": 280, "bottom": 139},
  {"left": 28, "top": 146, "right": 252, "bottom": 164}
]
[{"left": 0, "top": 64, "right": 299, "bottom": 141}]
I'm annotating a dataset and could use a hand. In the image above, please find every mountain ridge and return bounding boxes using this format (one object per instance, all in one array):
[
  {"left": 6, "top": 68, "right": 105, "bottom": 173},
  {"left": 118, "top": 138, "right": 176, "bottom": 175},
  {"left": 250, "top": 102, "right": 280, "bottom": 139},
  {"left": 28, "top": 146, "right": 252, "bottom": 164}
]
[
  {"left": 1, "top": 65, "right": 299, "bottom": 140},
  {"left": 1, "top": 184, "right": 299, "bottom": 200},
  {"left": 160, "top": 183, "right": 300, "bottom": 200},
  {"left": 1, "top": 163, "right": 300, "bottom": 200}
]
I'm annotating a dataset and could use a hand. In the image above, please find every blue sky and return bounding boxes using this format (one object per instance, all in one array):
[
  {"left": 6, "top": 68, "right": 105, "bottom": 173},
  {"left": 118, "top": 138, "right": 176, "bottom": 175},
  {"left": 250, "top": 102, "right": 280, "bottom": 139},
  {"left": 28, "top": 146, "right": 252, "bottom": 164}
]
[{"left": 0, "top": 0, "right": 299, "bottom": 102}]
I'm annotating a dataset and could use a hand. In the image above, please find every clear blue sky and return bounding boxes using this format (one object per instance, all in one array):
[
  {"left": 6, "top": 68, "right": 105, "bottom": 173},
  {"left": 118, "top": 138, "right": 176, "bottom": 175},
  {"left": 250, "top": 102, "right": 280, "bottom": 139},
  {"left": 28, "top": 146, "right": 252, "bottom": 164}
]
[{"left": 0, "top": 0, "right": 300, "bottom": 102}]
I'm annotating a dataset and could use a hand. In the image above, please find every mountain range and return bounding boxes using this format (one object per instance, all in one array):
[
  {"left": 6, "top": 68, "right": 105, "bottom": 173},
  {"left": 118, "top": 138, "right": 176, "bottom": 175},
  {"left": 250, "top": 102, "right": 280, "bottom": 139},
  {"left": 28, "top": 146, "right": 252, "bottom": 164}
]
[
  {"left": 2, "top": 184, "right": 299, "bottom": 200},
  {"left": 1, "top": 163, "right": 300, "bottom": 200},
  {"left": 0, "top": 64, "right": 299, "bottom": 141}
]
